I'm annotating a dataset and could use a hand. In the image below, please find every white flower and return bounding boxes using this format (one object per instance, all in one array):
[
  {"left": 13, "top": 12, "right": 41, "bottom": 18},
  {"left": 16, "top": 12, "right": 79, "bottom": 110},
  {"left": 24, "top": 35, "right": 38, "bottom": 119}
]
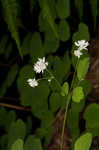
[
  {"left": 75, "top": 40, "right": 89, "bottom": 50},
  {"left": 34, "top": 57, "right": 48, "bottom": 73},
  {"left": 27, "top": 78, "right": 38, "bottom": 88},
  {"left": 74, "top": 49, "right": 83, "bottom": 58}
]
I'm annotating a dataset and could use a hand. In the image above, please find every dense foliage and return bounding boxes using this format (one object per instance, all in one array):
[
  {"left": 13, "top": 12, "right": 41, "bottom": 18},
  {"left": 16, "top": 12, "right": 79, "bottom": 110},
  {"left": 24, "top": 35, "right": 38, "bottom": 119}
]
[{"left": 0, "top": 0, "right": 99, "bottom": 150}]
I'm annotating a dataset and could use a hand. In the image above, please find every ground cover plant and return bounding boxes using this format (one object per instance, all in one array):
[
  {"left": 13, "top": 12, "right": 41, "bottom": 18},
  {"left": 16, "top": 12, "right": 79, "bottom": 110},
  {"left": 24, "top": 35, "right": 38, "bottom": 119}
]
[{"left": 0, "top": 0, "right": 99, "bottom": 150}]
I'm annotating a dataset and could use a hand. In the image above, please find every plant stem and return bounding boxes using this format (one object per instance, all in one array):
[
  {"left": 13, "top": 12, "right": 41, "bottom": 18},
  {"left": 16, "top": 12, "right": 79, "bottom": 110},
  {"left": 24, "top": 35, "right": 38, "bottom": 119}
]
[
  {"left": 60, "top": 59, "right": 79, "bottom": 150},
  {"left": 60, "top": 93, "right": 71, "bottom": 150}
]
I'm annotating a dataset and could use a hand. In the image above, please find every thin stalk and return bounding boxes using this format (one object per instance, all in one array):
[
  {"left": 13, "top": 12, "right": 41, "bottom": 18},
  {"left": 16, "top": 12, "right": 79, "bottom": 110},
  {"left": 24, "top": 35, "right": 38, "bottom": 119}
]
[
  {"left": 60, "top": 58, "right": 79, "bottom": 150},
  {"left": 60, "top": 93, "right": 71, "bottom": 150}
]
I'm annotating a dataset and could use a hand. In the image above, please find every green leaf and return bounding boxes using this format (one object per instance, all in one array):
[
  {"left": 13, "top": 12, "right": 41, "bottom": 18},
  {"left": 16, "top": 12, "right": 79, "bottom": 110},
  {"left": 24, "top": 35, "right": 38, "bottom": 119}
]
[
  {"left": 41, "top": 111, "right": 54, "bottom": 128},
  {"left": 36, "top": 126, "right": 54, "bottom": 146},
  {"left": 74, "top": 133, "right": 92, "bottom": 150},
  {"left": 24, "top": 135, "right": 42, "bottom": 150},
  {"left": 0, "top": 35, "right": 8, "bottom": 54},
  {"left": 50, "top": 92, "right": 62, "bottom": 112},
  {"left": 0, "top": 134, "right": 8, "bottom": 150},
  {"left": 61, "top": 82, "right": 69, "bottom": 96},
  {"left": 30, "top": 32, "right": 44, "bottom": 61},
  {"left": 8, "top": 119, "right": 26, "bottom": 150},
  {"left": 63, "top": 51, "right": 71, "bottom": 80},
  {"left": 74, "top": 0, "right": 83, "bottom": 19},
  {"left": 21, "top": 32, "right": 44, "bottom": 58},
  {"left": 53, "top": 56, "right": 65, "bottom": 83},
  {"left": 29, "top": 0, "right": 37, "bottom": 13},
  {"left": 49, "top": 79, "right": 61, "bottom": 92},
  {"left": 21, "top": 32, "right": 45, "bottom": 59},
  {"left": 39, "top": 0, "right": 58, "bottom": 38},
  {"left": 5, "top": 110, "right": 16, "bottom": 132},
  {"left": 0, "top": 64, "right": 18, "bottom": 96},
  {"left": 56, "top": 0, "right": 70, "bottom": 19},
  {"left": 79, "top": 79, "right": 92, "bottom": 96},
  {"left": 5, "top": 42, "right": 13, "bottom": 59},
  {"left": 72, "top": 23, "right": 90, "bottom": 41},
  {"left": 68, "top": 100, "right": 85, "bottom": 143},
  {"left": 17, "top": 65, "right": 35, "bottom": 94},
  {"left": 11, "top": 139, "right": 23, "bottom": 150},
  {"left": 44, "top": 30, "right": 59, "bottom": 54},
  {"left": 89, "top": 0, "right": 98, "bottom": 29},
  {"left": 72, "top": 86, "right": 84, "bottom": 103},
  {"left": 19, "top": 79, "right": 50, "bottom": 119},
  {"left": 47, "top": 52, "right": 71, "bottom": 84},
  {"left": 77, "top": 57, "right": 90, "bottom": 80},
  {"left": 83, "top": 103, "right": 99, "bottom": 136},
  {"left": 52, "top": 54, "right": 71, "bottom": 83},
  {"left": 46, "top": 0, "right": 57, "bottom": 20},
  {"left": 58, "top": 20, "right": 70, "bottom": 41},
  {"left": 39, "top": 13, "right": 49, "bottom": 32},
  {"left": 68, "top": 109, "right": 80, "bottom": 145},
  {"left": 21, "top": 33, "right": 32, "bottom": 56},
  {"left": 35, "top": 128, "right": 47, "bottom": 139},
  {"left": 26, "top": 117, "right": 32, "bottom": 135},
  {"left": 38, "top": 0, "right": 57, "bottom": 32},
  {"left": 44, "top": 127, "right": 54, "bottom": 146},
  {"left": 17, "top": 64, "right": 50, "bottom": 113},
  {"left": 1, "top": 0, "right": 22, "bottom": 57},
  {"left": 30, "top": 81, "right": 50, "bottom": 119}
]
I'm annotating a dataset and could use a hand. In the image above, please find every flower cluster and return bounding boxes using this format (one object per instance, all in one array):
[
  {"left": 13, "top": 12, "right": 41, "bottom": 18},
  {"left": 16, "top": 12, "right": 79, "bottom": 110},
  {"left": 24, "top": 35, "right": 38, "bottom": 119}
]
[
  {"left": 74, "top": 40, "right": 89, "bottom": 58},
  {"left": 27, "top": 40, "right": 89, "bottom": 87},
  {"left": 34, "top": 57, "right": 48, "bottom": 73},
  {"left": 27, "top": 57, "right": 48, "bottom": 88}
]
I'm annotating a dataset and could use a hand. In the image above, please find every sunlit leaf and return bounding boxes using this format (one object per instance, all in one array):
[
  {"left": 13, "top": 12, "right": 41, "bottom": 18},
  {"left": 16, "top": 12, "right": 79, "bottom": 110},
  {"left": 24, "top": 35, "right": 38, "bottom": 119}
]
[
  {"left": 77, "top": 57, "right": 90, "bottom": 80},
  {"left": 61, "top": 82, "right": 69, "bottom": 96},
  {"left": 72, "top": 86, "right": 84, "bottom": 103},
  {"left": 11, "top": 139, "right": 23, "bottom": 150},
  {"left": 74, "top": 133, "right": 92, "bottom": 150}
]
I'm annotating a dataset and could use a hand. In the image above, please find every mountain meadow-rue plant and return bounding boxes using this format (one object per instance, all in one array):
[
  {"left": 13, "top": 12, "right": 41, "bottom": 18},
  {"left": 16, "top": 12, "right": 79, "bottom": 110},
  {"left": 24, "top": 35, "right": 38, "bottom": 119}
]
[{"left": 0, "top": 0, "right": 99, "bottom": 150}]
